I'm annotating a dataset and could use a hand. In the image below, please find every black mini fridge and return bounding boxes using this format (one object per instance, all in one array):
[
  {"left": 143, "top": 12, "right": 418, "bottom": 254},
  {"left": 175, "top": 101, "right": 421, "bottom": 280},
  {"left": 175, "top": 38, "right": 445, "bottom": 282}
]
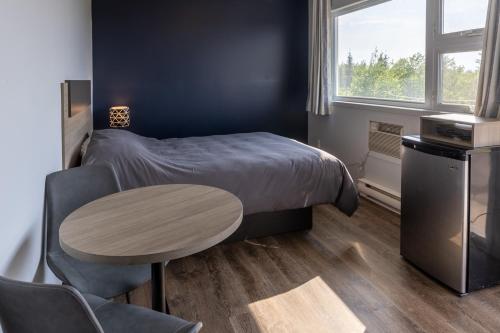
[{"left": 401, "top": 135, "right": 500, "bottom": 294}]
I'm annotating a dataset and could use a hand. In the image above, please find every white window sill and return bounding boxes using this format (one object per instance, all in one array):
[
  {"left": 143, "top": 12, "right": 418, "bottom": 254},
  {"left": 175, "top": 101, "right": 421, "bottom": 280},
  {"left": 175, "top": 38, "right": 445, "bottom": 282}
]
[{"left": 331, "top": 101, "right": 470, "bottom": 117}]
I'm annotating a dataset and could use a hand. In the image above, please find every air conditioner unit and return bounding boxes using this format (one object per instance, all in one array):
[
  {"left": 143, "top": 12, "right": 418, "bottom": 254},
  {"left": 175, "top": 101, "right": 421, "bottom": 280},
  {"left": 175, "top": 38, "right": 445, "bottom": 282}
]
[
  {"left": 368, "top": 121, "right": 403, "bottom": 159},
  {"left": 358, "top": 121, "right": 403, "bottom": 213}
]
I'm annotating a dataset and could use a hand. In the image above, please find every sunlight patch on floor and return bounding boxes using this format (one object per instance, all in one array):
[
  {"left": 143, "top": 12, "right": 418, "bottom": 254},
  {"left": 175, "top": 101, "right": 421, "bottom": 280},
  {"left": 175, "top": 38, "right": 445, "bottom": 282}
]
[{"left": 245, "top": 276, "right": 366, "bottom": 333}]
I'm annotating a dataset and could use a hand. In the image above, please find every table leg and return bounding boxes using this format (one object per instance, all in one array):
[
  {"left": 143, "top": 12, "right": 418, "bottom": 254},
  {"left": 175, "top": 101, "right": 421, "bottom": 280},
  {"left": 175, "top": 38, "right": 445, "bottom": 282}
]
[{"left": 151, "top": 262, "right": 170, "bottom": 314}]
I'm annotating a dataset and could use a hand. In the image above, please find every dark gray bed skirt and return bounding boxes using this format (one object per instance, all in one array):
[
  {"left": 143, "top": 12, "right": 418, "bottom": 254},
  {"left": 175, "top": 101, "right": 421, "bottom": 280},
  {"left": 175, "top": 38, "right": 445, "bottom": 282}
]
[{"left": 224, "top": 207, "right": 313, "bottom": 243}]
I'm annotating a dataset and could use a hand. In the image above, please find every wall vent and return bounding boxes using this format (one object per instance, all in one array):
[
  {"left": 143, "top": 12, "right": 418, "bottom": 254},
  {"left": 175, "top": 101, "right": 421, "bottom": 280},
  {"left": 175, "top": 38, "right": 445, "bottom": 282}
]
[{"left": 369, "top": 121, "right": 403, "bottom": 159}]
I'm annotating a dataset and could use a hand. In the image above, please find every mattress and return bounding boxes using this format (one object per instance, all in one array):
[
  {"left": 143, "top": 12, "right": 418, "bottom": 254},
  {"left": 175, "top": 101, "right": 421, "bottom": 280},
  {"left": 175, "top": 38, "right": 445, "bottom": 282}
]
[{"left": 82, "top": 130, "right": 359, "bottom": 216}]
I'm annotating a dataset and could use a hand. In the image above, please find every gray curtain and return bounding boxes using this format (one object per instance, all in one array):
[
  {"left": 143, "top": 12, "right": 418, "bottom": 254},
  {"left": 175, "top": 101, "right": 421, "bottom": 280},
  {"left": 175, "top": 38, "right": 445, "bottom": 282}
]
[
  {"left": 475, "top": 0, "right": 500, "bottom": 118},
  {"left": 307, "top": 0, "right": 333, "bottom": 116}
]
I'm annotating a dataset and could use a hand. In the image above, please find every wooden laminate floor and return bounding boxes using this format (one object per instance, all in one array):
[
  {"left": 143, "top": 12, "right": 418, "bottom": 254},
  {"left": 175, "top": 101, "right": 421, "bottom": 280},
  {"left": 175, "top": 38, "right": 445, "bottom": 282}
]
[{"left": 118, "top": 200, "right": 500, "bottom": 333}]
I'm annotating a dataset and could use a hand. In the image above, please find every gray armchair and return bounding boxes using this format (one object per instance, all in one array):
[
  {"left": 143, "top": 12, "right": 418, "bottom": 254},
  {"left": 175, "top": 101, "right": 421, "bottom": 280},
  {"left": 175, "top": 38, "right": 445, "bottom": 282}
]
[
  {"left": 45, "top": 165, "right": 150, "bottom": 299},
  {"left": 0, "top": 276, "right": 202, "bottom": 333}
]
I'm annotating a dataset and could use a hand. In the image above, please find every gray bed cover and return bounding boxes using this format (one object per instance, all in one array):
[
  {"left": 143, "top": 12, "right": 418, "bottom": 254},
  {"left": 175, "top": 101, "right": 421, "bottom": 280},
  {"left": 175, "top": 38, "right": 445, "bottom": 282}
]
[{"left": 82, "top": 130, "right": 359, "bottom": 216}]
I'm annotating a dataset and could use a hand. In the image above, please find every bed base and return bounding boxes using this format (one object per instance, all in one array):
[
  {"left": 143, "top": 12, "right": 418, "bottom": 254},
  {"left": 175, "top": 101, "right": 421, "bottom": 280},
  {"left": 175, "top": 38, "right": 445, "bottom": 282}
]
[{"left": 224, "top": 207, "right": 313, "bottom": 243}]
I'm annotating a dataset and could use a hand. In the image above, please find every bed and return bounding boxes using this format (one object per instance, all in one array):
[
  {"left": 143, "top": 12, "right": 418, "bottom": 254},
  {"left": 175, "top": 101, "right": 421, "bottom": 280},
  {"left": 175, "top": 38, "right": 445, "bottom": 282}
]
[
  {"left": 60, "top": 83, "right": 358, "bottom": 241},
  {"left": 79, "top": 129, "right": 359, "bottom": 240}
]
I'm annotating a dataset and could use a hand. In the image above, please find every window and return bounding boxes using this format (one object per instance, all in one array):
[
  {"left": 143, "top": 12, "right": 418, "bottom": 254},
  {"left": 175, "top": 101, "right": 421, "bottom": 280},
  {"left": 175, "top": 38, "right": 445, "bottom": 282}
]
[
  {"left": 441, "top": 52, "right": 481, "bottom": 107},
  {"left": 336, "top": 0, "right": 426, "bottom": 103},
  {"left": 333, "top": 0, "right": 489, "bottom": 112},
  {"left": 443, "top": 0, "right": 489, "bottom": 34}
]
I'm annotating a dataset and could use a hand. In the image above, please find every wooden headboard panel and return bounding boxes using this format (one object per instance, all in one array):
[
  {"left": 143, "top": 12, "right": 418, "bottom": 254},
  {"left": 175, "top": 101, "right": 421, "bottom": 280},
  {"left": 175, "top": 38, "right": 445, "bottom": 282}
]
[{"left": 61, "top": 81, "right": 93, "bottom": 169}]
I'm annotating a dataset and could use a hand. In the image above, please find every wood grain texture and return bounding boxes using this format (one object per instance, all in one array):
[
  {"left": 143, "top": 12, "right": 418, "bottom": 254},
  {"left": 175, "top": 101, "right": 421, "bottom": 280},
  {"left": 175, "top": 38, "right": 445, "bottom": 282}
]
[
  {"left": 421, "top": 114, "right": 500, "bottom": 148},
  {"left": 60, "top": 185, "right": 243, "bottom": 265},
  {"left": 61, "top": 82, "right": 93, "bottom": 169},
  {"left": 122, "top": 199, "right": 500, "bottom": 333}
]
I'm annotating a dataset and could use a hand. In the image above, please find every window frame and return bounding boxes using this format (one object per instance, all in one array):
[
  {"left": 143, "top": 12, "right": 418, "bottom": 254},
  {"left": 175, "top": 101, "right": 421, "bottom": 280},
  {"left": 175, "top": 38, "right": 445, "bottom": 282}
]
[{"left": 331, "top": 0, "right": 485, "bottom": 113}]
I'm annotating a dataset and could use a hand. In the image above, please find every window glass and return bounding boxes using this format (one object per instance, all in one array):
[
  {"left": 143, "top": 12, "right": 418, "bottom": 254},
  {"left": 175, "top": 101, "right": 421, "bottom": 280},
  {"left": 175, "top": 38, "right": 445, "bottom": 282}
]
[
  {"left": 336, "top": 0, "right": 426, "bottom": 102},
  {"left": 441, "top": 51, "right": 482, "bottom": 108},
  {"left": 443, "top": 0, "right": 488, "bottom": 34}
]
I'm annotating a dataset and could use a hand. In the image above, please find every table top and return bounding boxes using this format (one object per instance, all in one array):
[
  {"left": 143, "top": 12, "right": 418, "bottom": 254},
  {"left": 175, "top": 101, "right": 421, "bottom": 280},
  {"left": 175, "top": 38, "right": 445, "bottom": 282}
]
[{"left": 60, "top": 184, "right": 243, "bottom": 265}]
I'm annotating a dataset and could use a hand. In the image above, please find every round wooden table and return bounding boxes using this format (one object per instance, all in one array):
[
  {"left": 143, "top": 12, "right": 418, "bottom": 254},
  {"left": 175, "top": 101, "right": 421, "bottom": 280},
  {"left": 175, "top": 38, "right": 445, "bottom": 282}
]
[{"left": 59, "top": 184, "right": 243, "bottom": 313}]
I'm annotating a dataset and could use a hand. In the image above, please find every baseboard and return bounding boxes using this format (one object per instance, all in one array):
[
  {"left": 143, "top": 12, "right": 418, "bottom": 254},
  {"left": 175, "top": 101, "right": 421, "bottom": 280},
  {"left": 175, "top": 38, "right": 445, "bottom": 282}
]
[{"left": 358, "top": 178, "right": 401, "bottom": 214}]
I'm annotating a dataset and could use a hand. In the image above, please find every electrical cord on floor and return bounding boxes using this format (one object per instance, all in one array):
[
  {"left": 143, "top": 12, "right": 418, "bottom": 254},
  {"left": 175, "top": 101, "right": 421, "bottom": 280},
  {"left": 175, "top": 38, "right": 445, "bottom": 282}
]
[{"left": 243, "top": 239, "right": 280, "bottom": 249}]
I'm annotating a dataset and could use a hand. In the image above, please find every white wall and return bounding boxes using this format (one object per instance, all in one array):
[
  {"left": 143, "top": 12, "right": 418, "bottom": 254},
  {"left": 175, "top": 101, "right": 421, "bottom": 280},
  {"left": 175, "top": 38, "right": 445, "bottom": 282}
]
[
  {"left": 309, "top": 105, "right": 425, "bottom": 193},
  {"left": 0, "top": 0, "right": 92, "bottom": 283}
]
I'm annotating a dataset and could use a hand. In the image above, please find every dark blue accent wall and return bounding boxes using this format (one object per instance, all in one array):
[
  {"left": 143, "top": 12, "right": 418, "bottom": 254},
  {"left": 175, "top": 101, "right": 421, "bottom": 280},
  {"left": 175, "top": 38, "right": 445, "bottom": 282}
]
[{"left": 92, "top": 0, "right": 308, "bottom": 142}]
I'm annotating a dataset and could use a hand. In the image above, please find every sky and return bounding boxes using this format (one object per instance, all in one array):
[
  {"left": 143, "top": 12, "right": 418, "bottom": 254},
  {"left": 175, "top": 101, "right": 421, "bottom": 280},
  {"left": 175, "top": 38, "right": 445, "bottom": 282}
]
[{"left": 337, "top": 0, "right": 488, "bottom": 70}]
